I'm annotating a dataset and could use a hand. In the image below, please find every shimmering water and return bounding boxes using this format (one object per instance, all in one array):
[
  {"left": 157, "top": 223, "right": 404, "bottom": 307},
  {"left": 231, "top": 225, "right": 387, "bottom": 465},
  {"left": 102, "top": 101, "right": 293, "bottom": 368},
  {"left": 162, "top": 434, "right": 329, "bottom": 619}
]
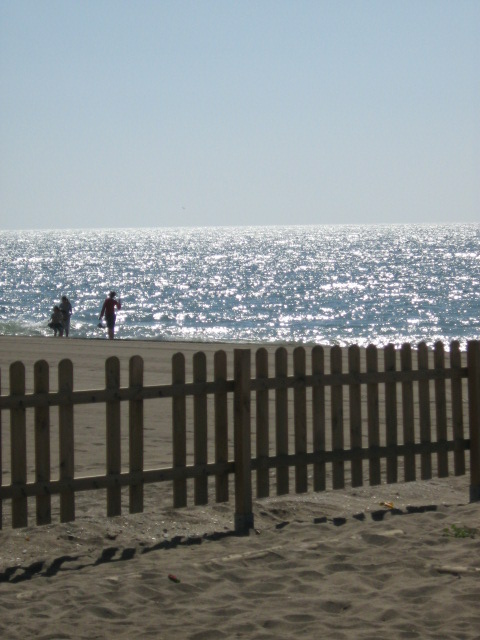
[{"left": 0, "top": 224, "right": 479, "bottom": 347}]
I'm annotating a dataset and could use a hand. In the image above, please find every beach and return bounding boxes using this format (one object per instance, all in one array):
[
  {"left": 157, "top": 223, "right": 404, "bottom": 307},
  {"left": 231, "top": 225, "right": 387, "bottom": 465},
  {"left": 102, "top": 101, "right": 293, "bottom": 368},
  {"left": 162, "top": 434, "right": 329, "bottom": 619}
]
[{"left": 1, "top": 337, "right": 480, "bottom": 639}]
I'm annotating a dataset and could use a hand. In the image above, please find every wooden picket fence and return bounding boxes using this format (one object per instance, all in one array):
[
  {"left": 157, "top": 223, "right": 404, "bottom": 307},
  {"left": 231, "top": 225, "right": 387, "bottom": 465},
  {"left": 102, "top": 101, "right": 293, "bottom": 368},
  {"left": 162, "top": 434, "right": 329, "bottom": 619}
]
[{"left": 1, "top": 340, "right": 480, "bottom": 532}]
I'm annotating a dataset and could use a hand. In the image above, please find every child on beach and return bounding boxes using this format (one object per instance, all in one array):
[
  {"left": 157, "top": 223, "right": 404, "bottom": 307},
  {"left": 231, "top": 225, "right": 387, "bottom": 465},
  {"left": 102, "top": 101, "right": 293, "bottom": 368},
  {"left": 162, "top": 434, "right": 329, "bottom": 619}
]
[{"left": 48, "top": 305, "right": 64, "bottom": 337}]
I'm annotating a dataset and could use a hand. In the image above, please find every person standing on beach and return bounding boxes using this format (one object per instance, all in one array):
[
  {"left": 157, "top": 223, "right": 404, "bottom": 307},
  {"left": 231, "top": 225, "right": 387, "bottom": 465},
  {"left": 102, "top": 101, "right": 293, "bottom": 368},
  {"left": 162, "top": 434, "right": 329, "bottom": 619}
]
[
  {"left": 48, "top": 305, "right": 64, "bottom": 337},
  {"left": 59, "top": 295, "right": 73, "bottom": 337},
  {"left": 99, "top": 291, "right": 122, "bottom": 339}
]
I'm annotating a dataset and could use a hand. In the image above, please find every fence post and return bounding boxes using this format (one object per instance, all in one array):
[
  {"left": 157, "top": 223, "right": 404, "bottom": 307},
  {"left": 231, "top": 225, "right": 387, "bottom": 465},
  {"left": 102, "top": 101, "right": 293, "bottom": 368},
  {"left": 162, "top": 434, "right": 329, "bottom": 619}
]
[
  {"left": 331, "top": 346, "right": 345, "bottom": 489},
  {"left": 59, "top": 359, "right": 75, "bottom": 522},
  {"left": 106, "top": 356, "right": 121, "bottom": 517},
  {"left": 193, "top": 352, "right": 208, "bottom": 505},
  {"left": 215, "top": 350, "right": 229, "bottom": 502},
  {"left": 34, "top": 360, "right": 51, "bottom": 525},
  {"left": 129, "top": 355, "right": 144, "bottom": 514},
  {"left": 349, "top": 345, "right": 363, "bottom": 488},
  {"left": 384, "top": 344, "right": 398, "bottom": 484},
  {"left": 312, "top": 346, "right": 326, "bottom": 491},
  {"left": 450, "top": 341, "right": 465, "bottom": 476},
  {"left": 418, "top": 342, "right": 432, "bottom": 480},
  {"left": 366, "top": 345, "right": 381, "bottom": 485},
  {"left": 467, "top": 340, "right": 480, "bottom": 501},
  {"left": 434, "top": 341, "right": 448, "bottom": 477},
  {"left": 401, "top": 343, "right": 416, "bottom": 482},
  {"left": 293, "top": 347, "right": 307, "bottom": 493},
  {"left": 255, "top": 348, "right": 270, "bottom": 498},
  {"left": 234, "top": 349, "right": 253, "bottom": 532},
  {"left": 275, "top": 347, "right": 289, "bottom": 495},
  {"left": 10, "top": 362, "right": 27, "bottom": 528},
  {"left": 172, "top": 353, "right": 187, "bottom": 508}
]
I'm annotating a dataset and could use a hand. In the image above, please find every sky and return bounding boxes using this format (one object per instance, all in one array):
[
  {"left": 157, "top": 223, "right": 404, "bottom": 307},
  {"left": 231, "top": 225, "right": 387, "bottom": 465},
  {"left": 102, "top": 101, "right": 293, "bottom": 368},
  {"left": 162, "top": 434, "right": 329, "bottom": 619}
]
[{"left": 0, "top": 0, "right": 479, "bottom": 230}]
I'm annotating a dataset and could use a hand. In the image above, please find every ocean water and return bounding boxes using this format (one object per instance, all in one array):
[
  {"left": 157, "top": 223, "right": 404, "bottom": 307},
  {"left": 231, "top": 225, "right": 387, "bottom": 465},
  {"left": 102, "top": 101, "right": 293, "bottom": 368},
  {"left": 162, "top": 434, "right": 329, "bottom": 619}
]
[{"left": 0, "top": 224, "right": 479, "bottom": 348}]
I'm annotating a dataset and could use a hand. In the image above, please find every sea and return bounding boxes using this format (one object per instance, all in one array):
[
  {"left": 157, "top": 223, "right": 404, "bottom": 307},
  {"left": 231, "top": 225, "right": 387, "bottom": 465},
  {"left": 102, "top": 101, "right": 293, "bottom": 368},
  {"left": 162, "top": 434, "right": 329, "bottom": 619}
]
[{"left": 0, "top": 224, "right": 479, "bottom": 349}]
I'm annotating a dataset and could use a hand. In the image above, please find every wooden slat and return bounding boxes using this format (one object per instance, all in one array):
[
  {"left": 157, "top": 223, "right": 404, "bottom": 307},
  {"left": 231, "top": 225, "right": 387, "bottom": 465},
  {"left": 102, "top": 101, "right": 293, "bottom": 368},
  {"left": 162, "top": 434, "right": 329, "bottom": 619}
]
[
  {"left": 384, "top": 344, "right": 398, "bottom": 484},
  {"left": 0, "top": 365, "right": 468, "bottom": 411},
  {"left": 251, "top": 440, "right": 462, "bottom": 469},
  {"left": 214, "top": 350, "right": 229, "bottom": 502},
  {"left": 1, "top": 461, "right": 235, "bottom": 500},
  {"left": 106, "top": 356, "right": 121, "bottom": 517},
  {"left": 255, "top": 348, "right": 269, "bottom": 498},
  {"left": 252, "top": 440, "right": 462, "bottom": 469},
  {"left": 251, "top": 368, "right": 468, "bottom": 394},
  {"left": 467, "top": 340, "right": 480, "bottom": 499},
  {"left": 234, "top": 349, "right": 253, "bottom": 532},
  {"left": 129, "top": 355, "right": 144, "bottom": 513},
  {"left": 434, "top": 341, "right": 448, "bottom": 477},
  {"left": 418, "top": 342, "right": 432, "bottom": 480},
  {"left": 2, "top": 439, "right": 466, "bottom": 503},
  {"left": 0, "top": 380, "right": 232, "bottom": 410},
  {"left": 450, "top": 340, "right": 465, "bottom": 476},
  {"left": 193, "top": 352, "right": 208, "bottom": 505},
  {"left": 312, "top": 346, "right": 326, "bottom": 491},
  {"left": 10, "top": 361, "right": 27, "bottom": 528},
  {"left": 172, "top": 353, "right": 187, "bottom": 507},
  {"left": 275, "top": 347, "right": 289, "bottom": 495},
  {"left": 59, "top": 359, "right": 75, "bottom": 522},
  {"left": 349, "top": 345, "right": 363, "bottom": 487},
  {"left": 331, "top": 345, "right": 344, "bottom": 489},
  {"left": 401, "top": 343, "right": 416, "bottom": 482},
  {"left": 34, "top": 360, "right": 51, "bottom": 525},
  {"left": 367, "top": 345, "right": 380, "bottom": 485},
  {"left": 293, "top": 347, "right": 307, "bottom": 493}
]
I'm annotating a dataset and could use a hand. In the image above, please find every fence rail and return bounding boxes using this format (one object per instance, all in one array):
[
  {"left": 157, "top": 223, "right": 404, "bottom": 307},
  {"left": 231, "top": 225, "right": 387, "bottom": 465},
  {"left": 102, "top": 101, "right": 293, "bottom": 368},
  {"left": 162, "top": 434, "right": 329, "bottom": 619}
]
[{"left": 1, "top": 340, "right": 479, "bottom": 532}]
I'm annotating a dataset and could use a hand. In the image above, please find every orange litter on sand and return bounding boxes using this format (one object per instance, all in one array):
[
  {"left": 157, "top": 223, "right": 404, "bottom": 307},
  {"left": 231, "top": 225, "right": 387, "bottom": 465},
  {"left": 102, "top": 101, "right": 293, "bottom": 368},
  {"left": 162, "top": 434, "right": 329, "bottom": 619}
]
[
  {"left": 379, "top": 501, "right": 394, "bottom": 509},
  {"left": 168, "top": 574, "right": 181, "bottom": 583}
]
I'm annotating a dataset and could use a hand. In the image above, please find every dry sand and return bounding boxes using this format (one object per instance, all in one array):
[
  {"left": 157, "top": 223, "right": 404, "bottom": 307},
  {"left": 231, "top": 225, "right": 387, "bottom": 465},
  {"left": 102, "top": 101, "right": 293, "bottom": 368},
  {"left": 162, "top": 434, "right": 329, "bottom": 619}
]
[{"left": 1, "top": 336, "right": 479, "bottom": 640}]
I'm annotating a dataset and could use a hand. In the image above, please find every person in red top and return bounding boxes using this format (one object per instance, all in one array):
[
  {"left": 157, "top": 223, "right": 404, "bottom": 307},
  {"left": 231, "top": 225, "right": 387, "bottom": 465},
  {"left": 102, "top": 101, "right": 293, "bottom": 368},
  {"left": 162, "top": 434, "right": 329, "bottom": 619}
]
[{"left": 99, "top": 291, "right": 122, "bottom": 339}]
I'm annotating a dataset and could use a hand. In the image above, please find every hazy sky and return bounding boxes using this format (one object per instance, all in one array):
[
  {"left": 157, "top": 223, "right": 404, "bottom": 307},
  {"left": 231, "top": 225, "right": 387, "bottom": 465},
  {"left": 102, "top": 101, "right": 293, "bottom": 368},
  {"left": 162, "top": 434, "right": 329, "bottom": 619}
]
[{"left": 1, "top": 0, "right": 479, "bottom": 230}]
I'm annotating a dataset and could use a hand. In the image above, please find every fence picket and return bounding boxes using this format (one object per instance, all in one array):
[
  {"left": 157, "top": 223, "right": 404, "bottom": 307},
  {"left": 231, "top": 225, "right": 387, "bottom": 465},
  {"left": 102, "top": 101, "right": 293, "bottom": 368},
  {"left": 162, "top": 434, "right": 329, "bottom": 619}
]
[
  {"left": 193, "top": 352, "right": 208, "bottom": 505},
  {"left": 331, "top": 346, "right": 344, "bottom": 489},
  {"left": 172, "top": 353, "right": 187, "bottom": 507},
  {"left": 255, "top": 348, "right": 269, "bottom": 498},
  {"left": 129, "top": 355, "right": 144, "bottom": 513},
  {"left": 59, "top": 359, "right": 75, "bottom": 522},
  {"left": 294, "top": 347, "right": 307, "bottom": 493},
  {"left": 384, "top": 344, "right": 398, "bottom": 484},
  {"left": 34, "top": 360, "right": 51, "bottom": 525},
  {"left": 418, "top": 342, "right": 432, "bottom": 480},
  {"left": 106, "top": 356, "right": 121, "bottom": 517},
  {"left": 214, "top": 350, "right": 229, "bottom": 502},
  {"left": 434, "top": 342, "right": 448, "bottom": 477},
  {"left": 467, "top": 340, "right": 480, "bottom": 500},
  {"left": 367, "top": 345, "right": 380, "bottom": 485},
  {"left": 450, "top": 341, "right": 465, "bottom": 476},
  {"left": 234, "top": 349, "right": 253, "bottom": 532},
  {"left": 401, "top": 343, "right": 416, "bottom": 482},
  {"left": 10, "top": 361, "right": 27, "bottom": 528},
  {"left": 349, "top": 345, "right": 363, "bottom": 487},
  {"left": 312, "top": 346, "right": 326, "bottom": 491},
  {"left": 275, "top": 347, "right": 289, "bottom": 495}
]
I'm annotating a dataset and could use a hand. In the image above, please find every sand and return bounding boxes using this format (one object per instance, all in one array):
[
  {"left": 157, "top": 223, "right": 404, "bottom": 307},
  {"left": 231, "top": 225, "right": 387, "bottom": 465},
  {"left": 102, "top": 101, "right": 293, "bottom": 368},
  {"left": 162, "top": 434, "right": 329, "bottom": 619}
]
[{"left": 1, "top": 336, "right": 479, "bottom": 640}]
